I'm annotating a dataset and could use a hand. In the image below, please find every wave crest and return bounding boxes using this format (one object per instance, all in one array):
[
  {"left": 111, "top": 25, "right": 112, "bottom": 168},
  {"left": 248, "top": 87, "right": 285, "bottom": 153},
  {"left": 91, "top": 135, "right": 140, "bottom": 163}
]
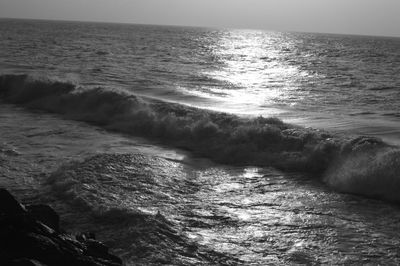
[
  {"left": 325, "top": 147, "right": 400, "bottom": 202},
  {"left": 0, "top": 74, "right": 319, "bottom": 169},
  {"left": 2, "top": 74, "right": 400, "bottom": 202}
]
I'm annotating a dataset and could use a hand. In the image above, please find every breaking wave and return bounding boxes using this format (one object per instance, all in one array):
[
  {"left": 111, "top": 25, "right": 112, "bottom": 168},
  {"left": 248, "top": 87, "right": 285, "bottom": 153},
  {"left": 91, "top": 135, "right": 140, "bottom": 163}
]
[
  {"left": 1, "top": 74, "right": 400, "bottom": 202},
  {"left": 325, "top": 147, "right": 400, "bottom": 202}
]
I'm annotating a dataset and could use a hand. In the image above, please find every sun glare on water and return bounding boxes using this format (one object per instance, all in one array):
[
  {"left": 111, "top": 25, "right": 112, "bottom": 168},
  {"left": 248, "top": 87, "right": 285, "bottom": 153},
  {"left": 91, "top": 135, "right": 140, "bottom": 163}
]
[{"left": 196, "top": 29, "right": 305, "bottom": 116}]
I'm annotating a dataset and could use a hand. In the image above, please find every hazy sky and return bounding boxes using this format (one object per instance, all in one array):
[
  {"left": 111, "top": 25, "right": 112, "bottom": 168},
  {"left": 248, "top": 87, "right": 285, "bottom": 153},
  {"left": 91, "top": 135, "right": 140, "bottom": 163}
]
[{"left": 1, "top": 0, "right": 399, "bottom": 37}]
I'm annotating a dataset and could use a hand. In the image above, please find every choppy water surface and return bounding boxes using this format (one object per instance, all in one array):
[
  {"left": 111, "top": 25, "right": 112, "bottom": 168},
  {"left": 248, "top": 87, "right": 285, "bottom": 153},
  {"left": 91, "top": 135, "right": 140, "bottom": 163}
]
[{"left": 1, "top": 19, "right": 400, "bottom": 265}]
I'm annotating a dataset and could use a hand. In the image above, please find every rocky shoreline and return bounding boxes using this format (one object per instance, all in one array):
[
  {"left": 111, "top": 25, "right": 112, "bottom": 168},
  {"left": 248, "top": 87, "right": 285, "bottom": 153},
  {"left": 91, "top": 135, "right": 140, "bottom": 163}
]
[{"left": 0, "top": 188, "right": 123, "bottom": 266}]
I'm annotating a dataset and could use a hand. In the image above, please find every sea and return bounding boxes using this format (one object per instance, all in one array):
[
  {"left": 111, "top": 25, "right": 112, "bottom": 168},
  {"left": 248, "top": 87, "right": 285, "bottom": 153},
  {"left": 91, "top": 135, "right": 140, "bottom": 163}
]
[{"left": 1, "top": 18, "right": 400, "bottom": 265}]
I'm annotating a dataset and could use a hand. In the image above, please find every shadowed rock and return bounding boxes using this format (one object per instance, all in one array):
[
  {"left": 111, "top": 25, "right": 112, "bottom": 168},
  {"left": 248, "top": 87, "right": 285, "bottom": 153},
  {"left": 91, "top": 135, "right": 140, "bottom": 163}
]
[
  {"left": 0, "top": 188, "right": 26, "bottom": 214},
  {"left": 0, "top": 188, "right": 122, "bottom": 266},
  {"left": 26, "top": 204, "right": 60, "bottom": 232}
]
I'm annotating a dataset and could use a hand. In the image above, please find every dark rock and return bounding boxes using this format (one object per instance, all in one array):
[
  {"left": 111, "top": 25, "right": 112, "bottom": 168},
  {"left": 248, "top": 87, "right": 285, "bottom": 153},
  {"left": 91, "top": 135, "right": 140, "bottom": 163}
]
[
  {"left": 26, "top": 204, "right": 60, "bottom": 232},
  {"left": 11, "top": 258, "right": 48, "bottom": 266},
  {"left": 0, "top": 188, "right": 122, "bottom": 266},
  {"left": 84, "top": 239, "right": 123, "bottom": 265},
  {"left": 86, "top": 239, "right": 108, "bottom": 254},
  {"left": 76, "top": 231, "right": 96, "bottom": 242},
  {"left": 0, "top": 188, "right": 27, "bottom": 215}
]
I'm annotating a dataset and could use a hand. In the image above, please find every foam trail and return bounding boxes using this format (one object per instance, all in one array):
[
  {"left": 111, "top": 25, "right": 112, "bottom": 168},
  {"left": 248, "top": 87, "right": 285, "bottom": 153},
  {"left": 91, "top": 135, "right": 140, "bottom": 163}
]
[{"left": 1, "top": 74, "right": 400, "bottom": 202}]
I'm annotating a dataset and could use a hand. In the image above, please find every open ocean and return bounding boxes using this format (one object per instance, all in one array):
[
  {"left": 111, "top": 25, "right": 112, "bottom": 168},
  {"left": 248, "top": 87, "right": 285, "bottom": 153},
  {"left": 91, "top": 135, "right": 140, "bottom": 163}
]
[{"left": 1, "top": 18, "right": 400, "bottom": 265}]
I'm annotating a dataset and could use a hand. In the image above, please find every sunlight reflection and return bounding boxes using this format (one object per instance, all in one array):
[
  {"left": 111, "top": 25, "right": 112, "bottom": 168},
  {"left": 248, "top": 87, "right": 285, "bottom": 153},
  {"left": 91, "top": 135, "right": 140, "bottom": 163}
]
[
  {"left": 180, "top": 29, "right": 310, "bottom": 116},
  {"left": 242, "top": 167, "right": 263, "bottom": 179}
]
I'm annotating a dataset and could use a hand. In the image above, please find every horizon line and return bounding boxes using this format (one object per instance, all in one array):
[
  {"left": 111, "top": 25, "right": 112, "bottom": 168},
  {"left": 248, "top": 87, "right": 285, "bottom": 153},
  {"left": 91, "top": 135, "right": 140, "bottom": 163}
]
[{"left": 1, "top": 16, "right": 399, "bottom": 39}]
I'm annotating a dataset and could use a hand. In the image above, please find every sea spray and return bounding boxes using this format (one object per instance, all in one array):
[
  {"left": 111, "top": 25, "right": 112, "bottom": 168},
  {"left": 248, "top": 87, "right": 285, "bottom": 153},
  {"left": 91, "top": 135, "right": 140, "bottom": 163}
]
[{"left": 324, "top": 146, "right": 400, "bottom": 202}]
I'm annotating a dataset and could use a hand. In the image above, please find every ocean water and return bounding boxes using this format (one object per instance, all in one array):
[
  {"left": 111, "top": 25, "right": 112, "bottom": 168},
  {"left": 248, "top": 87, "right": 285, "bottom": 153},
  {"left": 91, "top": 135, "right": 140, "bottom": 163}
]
[{"left": 1, "top": 18, "right": 400, "bottom": 265}]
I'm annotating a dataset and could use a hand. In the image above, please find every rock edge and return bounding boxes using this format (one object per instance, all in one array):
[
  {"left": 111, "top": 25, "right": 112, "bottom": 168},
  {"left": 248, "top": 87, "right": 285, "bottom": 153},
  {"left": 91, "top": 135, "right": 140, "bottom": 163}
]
[{"left": 0, "top": 188, "right": 123, "bottom": 266}]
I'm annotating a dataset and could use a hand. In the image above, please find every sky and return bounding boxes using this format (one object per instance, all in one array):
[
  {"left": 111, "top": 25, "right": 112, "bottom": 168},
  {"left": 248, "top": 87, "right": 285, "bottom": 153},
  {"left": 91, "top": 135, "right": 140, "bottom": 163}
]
[{"left": 1, "top": 0, "right": 399, "bottom": 37}]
